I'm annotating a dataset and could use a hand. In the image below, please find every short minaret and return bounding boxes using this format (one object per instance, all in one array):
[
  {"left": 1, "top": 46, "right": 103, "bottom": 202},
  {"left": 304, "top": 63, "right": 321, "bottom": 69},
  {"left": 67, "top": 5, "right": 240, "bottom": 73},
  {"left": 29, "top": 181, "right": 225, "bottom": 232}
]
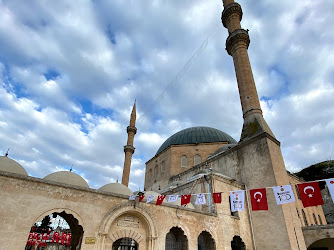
[
  {"left": 121, "top": 101, "right": 137, "bottom": 187},
  {"left": 221, "top": 0, "right": 274, "bottom": 141}
]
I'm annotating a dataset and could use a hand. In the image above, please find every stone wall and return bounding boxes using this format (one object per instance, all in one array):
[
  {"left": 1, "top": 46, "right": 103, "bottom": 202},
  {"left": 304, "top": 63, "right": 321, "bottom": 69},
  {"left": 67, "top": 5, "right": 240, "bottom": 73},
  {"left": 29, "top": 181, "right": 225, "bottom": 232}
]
[{"left": 0, "top": 171, "right": 254, "bottom": 250}]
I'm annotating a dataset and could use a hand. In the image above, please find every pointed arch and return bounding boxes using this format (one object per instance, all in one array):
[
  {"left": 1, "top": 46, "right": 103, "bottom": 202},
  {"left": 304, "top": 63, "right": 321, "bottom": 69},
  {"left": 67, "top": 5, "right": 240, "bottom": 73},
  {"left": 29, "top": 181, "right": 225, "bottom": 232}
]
[
  {"left": 198, "top": 230, "right": 216, "bottom": 250},
  {"left": 165, "top": 226, "right": 188, "bottom": 250}
]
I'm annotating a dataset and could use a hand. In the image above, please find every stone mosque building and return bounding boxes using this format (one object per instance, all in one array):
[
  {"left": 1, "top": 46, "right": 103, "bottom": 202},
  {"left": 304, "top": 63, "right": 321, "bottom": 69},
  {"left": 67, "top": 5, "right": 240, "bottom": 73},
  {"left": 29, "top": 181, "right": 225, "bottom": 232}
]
[{"left": 1, "top": 0, "right": 334, "bottom": 249}]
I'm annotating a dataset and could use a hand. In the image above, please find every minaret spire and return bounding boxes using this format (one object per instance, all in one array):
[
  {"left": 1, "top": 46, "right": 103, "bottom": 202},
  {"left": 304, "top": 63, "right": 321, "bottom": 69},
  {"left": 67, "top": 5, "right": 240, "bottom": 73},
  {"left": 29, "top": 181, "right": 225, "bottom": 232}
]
[
  {"left": 121, "top": 100, "right": 137, "bottom": 187},
  {"left": 221, "top": 0, "right": 274, "bottom": 141}
]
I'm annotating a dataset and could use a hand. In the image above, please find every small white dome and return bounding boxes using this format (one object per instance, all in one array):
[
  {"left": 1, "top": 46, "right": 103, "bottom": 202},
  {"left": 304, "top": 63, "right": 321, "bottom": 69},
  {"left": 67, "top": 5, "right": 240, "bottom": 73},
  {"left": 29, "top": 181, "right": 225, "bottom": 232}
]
[
  {"left": 44, "top": 171, "right": 89, "bottom": 188},
  {"left": 0, "top": 156, "right": 28, "bottom": 176},
  {"left": 98, "top": 183, "right": 133, "bottom": 196}
]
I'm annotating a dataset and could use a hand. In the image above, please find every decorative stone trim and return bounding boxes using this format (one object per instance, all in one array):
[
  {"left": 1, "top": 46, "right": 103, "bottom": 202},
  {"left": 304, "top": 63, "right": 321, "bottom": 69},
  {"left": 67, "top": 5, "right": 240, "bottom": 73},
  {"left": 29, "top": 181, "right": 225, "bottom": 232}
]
[
  {"left": 221, "top": 3, "right": 243, "bottom": 28},
  {"left": 226, "top": 29, "right": 250, "bottom": 56},
  {"left": 124, "top": 145, "right": 135, "bottom": 154},
  {"left": 109, "top": 229, "right": 143, "bottom": 244},
  {"left": 127, "top": 126, "right": 137, "bottom": 134}
]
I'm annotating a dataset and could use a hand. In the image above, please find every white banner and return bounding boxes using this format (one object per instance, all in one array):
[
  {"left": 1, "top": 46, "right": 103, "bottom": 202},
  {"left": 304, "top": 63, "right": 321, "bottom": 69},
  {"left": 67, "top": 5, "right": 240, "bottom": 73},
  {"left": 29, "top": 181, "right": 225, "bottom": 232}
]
[
  {"left": 129, "top": 195, "right": 136, "bottom": 201},
  {"left": 230, "top": 190, "right": 245, "bottom": 212},
  {"left": 272, "top": 185, "right": 296, "bottom": 205},
  {"left": 195, "top": 194, "right": 206, "bottom": 205},
  {"left": 326, "top": 179, "right": 334, "bottom": 201},
  {"left": 168, "top": 195, "right": 178, "bottom": 203},
  {"left": 146, "top": 195, "right": 155, "bottom": 203}
]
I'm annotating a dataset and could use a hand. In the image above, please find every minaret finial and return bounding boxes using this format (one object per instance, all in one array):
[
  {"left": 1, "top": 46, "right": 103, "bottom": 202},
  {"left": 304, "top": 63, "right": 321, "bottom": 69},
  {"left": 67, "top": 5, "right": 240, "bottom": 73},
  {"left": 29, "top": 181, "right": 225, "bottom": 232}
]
[
  {"left": 5, "top": 148, "right": 9, "bottom": 157},
  {"left": 121, "top": 100, "right": 137, "bottom": 187}
]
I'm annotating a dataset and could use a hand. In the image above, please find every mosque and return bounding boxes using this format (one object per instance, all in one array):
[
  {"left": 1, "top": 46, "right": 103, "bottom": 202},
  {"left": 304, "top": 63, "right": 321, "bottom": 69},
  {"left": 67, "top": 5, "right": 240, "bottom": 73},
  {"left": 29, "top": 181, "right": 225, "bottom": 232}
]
[{"left": 1, "top": 0, "right": 334, "bottom": 249}]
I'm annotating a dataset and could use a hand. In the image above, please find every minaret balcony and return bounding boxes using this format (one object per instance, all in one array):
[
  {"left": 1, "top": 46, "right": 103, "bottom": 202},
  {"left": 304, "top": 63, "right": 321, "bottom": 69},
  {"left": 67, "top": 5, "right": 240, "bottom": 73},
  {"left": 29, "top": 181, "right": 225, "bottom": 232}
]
[
  {"left": 124, "top": 145, "right": 135, "bottom": 154},
  {"left": 226, "top": 29, "right": 250, "bottom": 56},
  {"left": 127, "top": 126, "right": 137, "bottom": 134},
  {"left": 221, "top": 2, "right": 243, "bottom": 29}
]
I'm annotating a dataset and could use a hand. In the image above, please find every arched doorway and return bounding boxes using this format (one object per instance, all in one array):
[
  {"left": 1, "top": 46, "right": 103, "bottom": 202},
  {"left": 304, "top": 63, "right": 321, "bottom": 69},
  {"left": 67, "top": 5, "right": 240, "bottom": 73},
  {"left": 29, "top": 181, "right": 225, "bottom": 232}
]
[
  {"left": 112, "top": 237, "right": 138, "bottom": 250},
  {"left": 308, "top": 238, "right": 334, "bottom": 250},
  {"left": 198, "top": 231, "right": 216, "bottom": 250},
  {"left": 231, "top": 236, "right": 246, "bottom": 250},
  {"left": 25, "top": 210, "right": 83, "bottom": 250},
  {"left": 165, "top": 227, "right": 188, "bottom": 250}
]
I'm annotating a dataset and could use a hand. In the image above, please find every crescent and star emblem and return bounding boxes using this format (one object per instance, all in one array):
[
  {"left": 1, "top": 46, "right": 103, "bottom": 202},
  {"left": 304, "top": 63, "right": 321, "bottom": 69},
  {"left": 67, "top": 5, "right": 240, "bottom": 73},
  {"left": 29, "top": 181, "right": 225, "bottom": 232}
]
[
  {"left": 303, "top": 186, "right": 315, "bottom": 197},
  {"left": 254, "top": 191, "right": 263, "bottom": 202}
]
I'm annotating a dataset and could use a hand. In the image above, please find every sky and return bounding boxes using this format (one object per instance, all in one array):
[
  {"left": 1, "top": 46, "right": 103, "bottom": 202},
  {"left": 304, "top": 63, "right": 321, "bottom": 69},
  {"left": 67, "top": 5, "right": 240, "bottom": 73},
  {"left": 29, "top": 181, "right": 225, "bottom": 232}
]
[{"left": 0, "top": 0, "right": 333, "bottom": 191}]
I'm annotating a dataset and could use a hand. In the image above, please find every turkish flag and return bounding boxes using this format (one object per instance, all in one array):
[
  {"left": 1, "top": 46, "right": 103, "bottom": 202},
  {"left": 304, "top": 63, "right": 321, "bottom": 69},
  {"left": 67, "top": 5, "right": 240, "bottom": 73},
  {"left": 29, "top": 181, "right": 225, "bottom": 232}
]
[
  {"left": 181, "top": 194, "right": 191, "bottom": 206},
  {"left": 212, "top": 192, "right": 222, "bottom": 203},
  {"left": 138, "top": 195, "right": 145, "bottom": 202},
  {"left": 250, "top": 188, "right": 268, "bottom": 211},
  {"left": 297, "top": 182, "right": 324, "bottom": 208},
  {"left": 156, "top": 195, "right": 166, "bottom": 205}
]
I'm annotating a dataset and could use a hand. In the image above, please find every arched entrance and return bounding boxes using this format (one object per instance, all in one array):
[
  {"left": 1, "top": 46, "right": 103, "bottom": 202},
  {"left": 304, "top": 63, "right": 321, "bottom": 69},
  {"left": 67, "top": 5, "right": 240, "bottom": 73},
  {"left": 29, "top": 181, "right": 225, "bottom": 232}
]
[
  {"left": 308, "top": 238, "right": 334, "bottom": 250},
  {"left": 231, "top": 236, "right": 246, "bottom": 250},
  {"left": 165, "top": 227, "right": 188, "bottom": 250},
  {"left": 198, "top": 231, "right": 216, "bottom": 250},
  {"left": 112, "top": 237, "right": 138, "bottom": 250},
  {"left": 25, "top": 210, "right": 83, "bottom": 250}
]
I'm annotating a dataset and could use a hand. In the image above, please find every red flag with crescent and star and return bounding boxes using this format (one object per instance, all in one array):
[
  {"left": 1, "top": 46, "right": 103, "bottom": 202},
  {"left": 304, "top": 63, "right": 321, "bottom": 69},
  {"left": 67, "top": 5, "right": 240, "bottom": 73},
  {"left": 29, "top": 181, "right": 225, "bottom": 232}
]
[
  {"left": 138, "top": 195, "right": 145, "bottom": 202},
  {"left": 212, "top": 192, "right": 222, "bottom": 203},
  {"left": 156, "top": 195, "right": 166, "bottom": 205},
  {"left": 250, "top": 188, "right": 268, "bottom": 211},
  {"left": 181, "top": 194, "right": 191, "bottom": 206},
  {"left": 297, "top": 182, "right": 323, "bottom": 207}
]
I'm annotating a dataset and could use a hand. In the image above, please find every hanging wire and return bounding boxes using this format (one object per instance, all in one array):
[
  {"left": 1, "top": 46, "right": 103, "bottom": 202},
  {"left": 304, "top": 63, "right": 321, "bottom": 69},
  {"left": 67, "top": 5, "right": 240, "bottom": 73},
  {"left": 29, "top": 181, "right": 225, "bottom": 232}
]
[{"left": 137, "top": 22, "right": 221, "bottom": 125}]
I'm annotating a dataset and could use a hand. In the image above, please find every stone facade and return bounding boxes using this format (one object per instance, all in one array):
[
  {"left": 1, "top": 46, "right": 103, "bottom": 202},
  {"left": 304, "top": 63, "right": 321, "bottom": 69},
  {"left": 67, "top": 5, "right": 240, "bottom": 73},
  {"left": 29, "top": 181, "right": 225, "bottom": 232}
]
[
  {"left": 145, "top": 142, "right": 228, "bottom": 192},
  {"left": 0, "top": 170, "right": 254, "bottom": 250}
]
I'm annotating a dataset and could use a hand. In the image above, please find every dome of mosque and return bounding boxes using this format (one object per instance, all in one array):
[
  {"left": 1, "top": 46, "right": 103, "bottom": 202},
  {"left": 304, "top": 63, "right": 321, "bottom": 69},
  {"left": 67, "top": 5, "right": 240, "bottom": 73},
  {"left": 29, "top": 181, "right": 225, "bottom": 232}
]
[
  {"left": 0, "top": 156, "right": 28, "bottom": 176},
  {"left": 98, "top": 183, "right": 133, "bottom": 196},
  {"left": 156, "top": 127, "right": 237, "bottom": 155},
  {"left": 44, "top": 171, "right": 89, "bottom": 188}
]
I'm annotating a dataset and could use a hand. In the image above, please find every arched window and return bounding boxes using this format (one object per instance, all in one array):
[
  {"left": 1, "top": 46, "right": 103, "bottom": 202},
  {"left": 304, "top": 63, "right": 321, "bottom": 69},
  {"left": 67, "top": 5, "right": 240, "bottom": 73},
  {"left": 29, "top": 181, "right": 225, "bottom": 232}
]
[
  {"left": 148, "top": 169, "right": 152, "bottom": 180},
  {"left": 112, "top": 237, "right": 138, "bottom": 250},
  {"left": 302, "top": 209, "right": 308, "bottom": 226},
  {"left": 198, "top": 231, "right": 216, "bottom": 250},
  {"left": 165, "top": 227, "right": 188, "bottom": 250},
  {"left": 181, "top": 155, "right": 187, "bottom": 168},
  {"left": 231, "top": 236, "right": 246, "bottom": 250},
  {"left": 229, "top": 196, "right": 239, "bottom": 218},
  {"left": 154, "top": 165, "right": 158, "bottom": 177},
  {"left": 194, "top": 154, "right": 202, "bottom": 165},
  {"left": 25, "top": 211, "right": 83, "bottom": 249},
  {"left": 161, "top": 161, "right": 165, "bottom": 174},
  {"left": 313, "top": 213, "right": 318, "bottom": 225}
]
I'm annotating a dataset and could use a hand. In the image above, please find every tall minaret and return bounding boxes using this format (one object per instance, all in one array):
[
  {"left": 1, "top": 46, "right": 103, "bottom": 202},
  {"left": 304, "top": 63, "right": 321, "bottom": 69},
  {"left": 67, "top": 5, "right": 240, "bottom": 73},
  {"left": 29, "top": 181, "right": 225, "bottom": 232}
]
[
  {"left": 121, "top": 101, "right": 137, "bottom": 187},
  {"left": 221, "top": 1, "right": 306, "bottom": 249},
  {"left": 221, "top": 0, "right": 274, "bottom": 141}
]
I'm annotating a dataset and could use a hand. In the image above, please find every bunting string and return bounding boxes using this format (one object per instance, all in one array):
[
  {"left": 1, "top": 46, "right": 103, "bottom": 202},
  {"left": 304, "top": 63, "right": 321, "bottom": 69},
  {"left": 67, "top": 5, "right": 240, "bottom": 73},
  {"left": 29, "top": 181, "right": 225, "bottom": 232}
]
[{"left": 129, "top": 177, "right": 334, "bottom": 211}]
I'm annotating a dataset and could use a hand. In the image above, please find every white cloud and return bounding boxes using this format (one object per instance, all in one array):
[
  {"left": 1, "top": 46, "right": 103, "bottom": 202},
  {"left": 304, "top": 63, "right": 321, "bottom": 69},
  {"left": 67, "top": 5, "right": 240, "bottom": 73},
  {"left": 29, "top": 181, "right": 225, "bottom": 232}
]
[{"left": 0, "top": 0, "right": 333, "bottom": 191}]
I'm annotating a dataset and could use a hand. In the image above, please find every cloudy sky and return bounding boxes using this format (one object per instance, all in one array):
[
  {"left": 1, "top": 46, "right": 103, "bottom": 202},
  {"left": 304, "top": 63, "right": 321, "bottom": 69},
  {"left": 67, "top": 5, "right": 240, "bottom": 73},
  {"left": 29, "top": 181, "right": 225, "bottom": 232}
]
[{"left": 1, "top": 0, "right": 333, "bottom": 191}]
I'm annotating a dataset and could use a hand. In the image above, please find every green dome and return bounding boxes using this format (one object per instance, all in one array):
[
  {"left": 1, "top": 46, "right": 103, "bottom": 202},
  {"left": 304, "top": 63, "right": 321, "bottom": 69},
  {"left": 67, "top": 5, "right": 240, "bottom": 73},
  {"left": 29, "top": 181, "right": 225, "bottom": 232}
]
[{"left": 156, "top": 127, "right": 237, "bottom": 155}]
